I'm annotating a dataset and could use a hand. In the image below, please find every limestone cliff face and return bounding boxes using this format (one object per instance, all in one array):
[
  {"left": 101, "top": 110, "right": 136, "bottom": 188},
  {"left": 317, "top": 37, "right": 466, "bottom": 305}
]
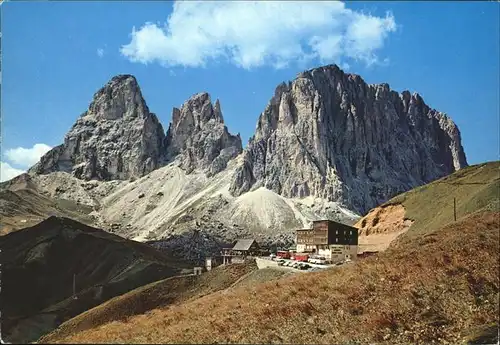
[
  {"left": 229, "top": 64, "right": 467, "bottom": 214},
  {"left": 29, "top": 75, "right": 166, "bottom": 180},
  {"left": 166, "top": 92, "right": 243, "bottom": 176},
  {"left": 29, "top": 77, "right": 242, "bottom": 181},
  {"left": 28, "top": 65, "right": 467, "bottom": 218}
]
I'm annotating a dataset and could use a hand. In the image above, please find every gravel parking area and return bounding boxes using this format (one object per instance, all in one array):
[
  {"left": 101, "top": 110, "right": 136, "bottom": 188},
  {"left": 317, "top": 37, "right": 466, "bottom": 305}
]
[{"left": 255, "top": 257, "right": 344, "bottom": 272}]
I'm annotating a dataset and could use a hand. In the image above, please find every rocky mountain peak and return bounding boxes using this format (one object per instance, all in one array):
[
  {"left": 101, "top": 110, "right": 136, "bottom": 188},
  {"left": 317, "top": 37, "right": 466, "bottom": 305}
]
[
  {"left": 167, "top": 92, "right": 242, "bottom": 176},
  {"left": 229, "top": 64, "right": 468, "bottom": 214},
  {"left": 87, "top": 74, "right": 150, "bottom": 121},
  {"left": 170, "top": 92, "right": 224, "bottom": 134},
  {"left": 297, "top": 63, "right": 343, "bottom": 79},
  {"left": 27, "top": 64, "right": 468, "bottom": 216},
  {"left": 29, "top": 74, "right": 166, "bottom": 180},
  {"left": 29, "top": 76, "right": 244, "bottom": 182}
]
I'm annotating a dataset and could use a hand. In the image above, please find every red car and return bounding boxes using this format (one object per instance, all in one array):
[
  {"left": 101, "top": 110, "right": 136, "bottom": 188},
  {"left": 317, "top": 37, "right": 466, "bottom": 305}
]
[
  {"left": 294, "top": 253, "right": 309, "bottom": 262},
  {"left": 276, "top": 251, "right": 291, "bottom": 259}
]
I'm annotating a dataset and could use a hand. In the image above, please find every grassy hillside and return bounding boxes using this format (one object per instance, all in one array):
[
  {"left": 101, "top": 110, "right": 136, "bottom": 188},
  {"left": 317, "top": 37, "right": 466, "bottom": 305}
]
[
  {"left": 0, "top": 188, "right": 96, "bottom": 235},
  {"left": 40, "top": 211, "right": 499, "bottom": 344},
  {"left": 229, "top": 267, "right": 295, "bottom": 290},
  {"left": 38, "top": 262, "right": 258, "bottom": 343},
  {"left": 0, "top": 217, "right": 189, "bottom": 343},
  {"left": 385, "top": 161, "right": 498, "bottom": 237},
  {"left": 357, "top": 161, "right": 499, "bottom": 250}
]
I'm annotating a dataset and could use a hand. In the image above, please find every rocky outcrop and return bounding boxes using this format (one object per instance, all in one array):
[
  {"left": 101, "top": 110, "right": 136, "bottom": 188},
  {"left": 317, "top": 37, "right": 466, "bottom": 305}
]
[
  {"left": 30, "top": 80, "right": 241, "bottom": 181},
  {"left": 229, "top": 64, "right": 468, "bottom": 214},
  {"left": 29, "top": 75, "right": 166, "bottom": 180},
  {"left": 166, "top": 92, "right": 243, "bottom": 176}
]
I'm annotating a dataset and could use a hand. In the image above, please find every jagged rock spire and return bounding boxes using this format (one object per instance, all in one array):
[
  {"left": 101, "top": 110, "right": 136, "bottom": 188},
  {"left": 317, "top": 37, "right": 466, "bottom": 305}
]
[
  {"left": 29, "top": 75, "right": 166, "bottom": 180},
  {"left": 166, "top": 92, "right": 242, "bottom": 176}
]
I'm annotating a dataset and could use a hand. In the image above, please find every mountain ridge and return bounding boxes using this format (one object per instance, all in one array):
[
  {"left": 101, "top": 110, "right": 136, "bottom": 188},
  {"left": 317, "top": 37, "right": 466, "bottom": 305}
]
[
  {"left": 229, "top": 64, "right": 467, "bottom": 214},
  {"left": 4, "top": 63, "right": 468, "bottom": 249}
]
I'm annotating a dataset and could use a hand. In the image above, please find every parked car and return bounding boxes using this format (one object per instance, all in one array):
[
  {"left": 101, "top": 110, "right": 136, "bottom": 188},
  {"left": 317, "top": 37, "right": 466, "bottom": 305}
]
[
  {"left": 308, "top": 256, "right": 327, "bottom": 265},
  {"left": 276, "top": 251, "right": 291, "bottom": 259},
  {"left": 294, "top": 253, "right": 309, "bottom": 262},
  {"left": 315, "top": 257, "right": 327, "bottom": 265},
  {"left": 307, "top": 256, "right": 317, "bottom": 264}
]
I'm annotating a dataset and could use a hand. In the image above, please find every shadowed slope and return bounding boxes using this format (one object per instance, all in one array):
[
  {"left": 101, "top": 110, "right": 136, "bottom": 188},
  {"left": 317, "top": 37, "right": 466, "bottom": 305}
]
[{"left": 0, "top": 217, "right": 187, "bottom": 343}]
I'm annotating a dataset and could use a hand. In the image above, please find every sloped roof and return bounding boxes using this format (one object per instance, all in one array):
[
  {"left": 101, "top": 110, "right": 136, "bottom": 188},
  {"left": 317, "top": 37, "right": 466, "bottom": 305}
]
[
  {"left": 232, "top": 239, "right": 257, "bottom": 251},
  {"left": 312, "top": 219, "right": 357, "bottom": 230}
]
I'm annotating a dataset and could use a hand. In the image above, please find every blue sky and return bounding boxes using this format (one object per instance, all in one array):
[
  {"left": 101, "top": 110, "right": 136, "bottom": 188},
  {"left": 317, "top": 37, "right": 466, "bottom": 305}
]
[{"left": 1, "top": 1, "right": 499, "bottom": 181}]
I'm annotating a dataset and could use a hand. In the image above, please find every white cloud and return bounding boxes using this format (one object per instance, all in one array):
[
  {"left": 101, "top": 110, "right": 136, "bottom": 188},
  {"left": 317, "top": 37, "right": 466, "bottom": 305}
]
[
  {"left": 97, "top": 48, "right": 105, "bottom": 58},
  {"left": 340, "top": 62, "right": 351, "bottom": 71},
  {"left": 120, "top": 1, "right": 397, "bottom": 70},
  {"left": 0, "top": 161, "right": 25, "bottom": 182},
  {"left": 344, "top": 11, "right": 397, "bottom": 66},
  {"left": 4, "top": 143, "right": 52, "bottom": 168}
]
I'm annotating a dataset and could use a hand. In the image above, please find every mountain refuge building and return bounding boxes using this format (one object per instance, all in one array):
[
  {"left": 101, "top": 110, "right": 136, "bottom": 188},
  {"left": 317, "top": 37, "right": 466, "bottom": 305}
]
[
  {"left": 295, "top": 220, "right": 358, "bottom": 263},
  {"left": 221, "top": 239, "right": 261, "bottom": 265}
]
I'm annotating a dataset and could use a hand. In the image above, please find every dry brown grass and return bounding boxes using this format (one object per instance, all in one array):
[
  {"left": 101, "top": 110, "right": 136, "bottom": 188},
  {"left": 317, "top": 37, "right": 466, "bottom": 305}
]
[
  {"left": 38, "top": 262, "right": 257, "bottom": 343},
  {"left": 41, "top": 211, "right": 499, "bottom": 344},
  {"left": 229, "top": 267, "right": 294, "bottom": 290}
]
